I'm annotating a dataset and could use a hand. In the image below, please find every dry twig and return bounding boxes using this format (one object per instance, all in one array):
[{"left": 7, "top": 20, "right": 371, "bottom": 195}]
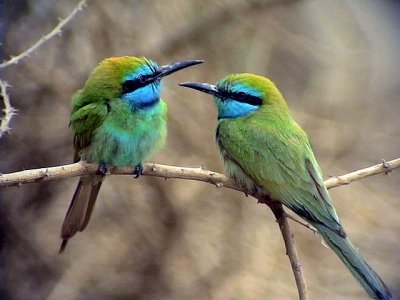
[
  {"left": 0, "top": 79, "right": 17, "bottom": 137},
  {"left": 1, "top": 158, "right": 398, "bottom": 189},
  {"left": 0, "top": 0, "right": 86, "bottom": 69},
  {"left": 324, "top": 158, "right": 400, "bottom": 188},
  {"left": 0, "top": 0, "right": 86, "bottom": 137},
  {"left": 254, "top": 194, "right": 309, "bottom": 300},
  {"left": 285, "top": 212, "right": 318, "bottom": 234}
]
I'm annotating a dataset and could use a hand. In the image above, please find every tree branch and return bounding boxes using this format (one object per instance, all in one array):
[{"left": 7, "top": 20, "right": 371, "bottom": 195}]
[
  {"left": 1, "top": 158, "right": 398, "bottom": 300},
  {"left": 0, "top": 0, "right": 87, "bottom": 69},
  {"left": 0, "top": 79, "right": 17, "bottom": 137},
  {"left": 261, "top": 197, "right": 309, "bottom": 300},
  {"left": 1, "top": 158, "right": 398, "bottom": 189},
  {"left": 0, "top": 161, "right": 311, "bottom": 299},
  {"left": 324, "top": 158, "right": 400, "bottom": 188}
]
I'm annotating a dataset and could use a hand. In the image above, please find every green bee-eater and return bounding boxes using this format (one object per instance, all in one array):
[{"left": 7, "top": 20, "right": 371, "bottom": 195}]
[
  {"left": 60, "top": 56, "right": 202, "bottom": 253},
  {"left": 180, "top": 73, "right": 391, "bottom": 299}
]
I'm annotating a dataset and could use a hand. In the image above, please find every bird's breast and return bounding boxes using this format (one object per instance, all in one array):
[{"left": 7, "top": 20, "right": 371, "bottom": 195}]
[{"left": 82, "top": 101, "right": 167, "bottom": 166}]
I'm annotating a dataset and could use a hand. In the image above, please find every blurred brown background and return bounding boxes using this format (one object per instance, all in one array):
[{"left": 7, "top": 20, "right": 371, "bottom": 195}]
[{"left": 1, "top": 0, "right": 399, "bottom": 299}]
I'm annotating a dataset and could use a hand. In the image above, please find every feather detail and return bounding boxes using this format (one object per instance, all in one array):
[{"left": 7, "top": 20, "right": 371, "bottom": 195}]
[{"left": 59, "top": 175, "right": 103, "bottom": 253}]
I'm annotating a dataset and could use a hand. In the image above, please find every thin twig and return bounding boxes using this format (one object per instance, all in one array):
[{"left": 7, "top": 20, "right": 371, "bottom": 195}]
[
  {"left": 0, "top": 79, "right": 17, "bottom": 137},
  {"left": 0, "top": 162, "right": 240, "bottom": 189},
  {"left": 1, "top": 158, "right": 399, "bottom": 189},
  {"left": 324, "top": 158, "right": 400, "bottom": 189},
  {"left": 285, "top": 212, "right": 318, "bottom": 234},
  {"left": 0, "top": 0, "right": 86, "bottom": 69},
  {"left": 257, "top": 195, "right": 309, "bottom": 300}
]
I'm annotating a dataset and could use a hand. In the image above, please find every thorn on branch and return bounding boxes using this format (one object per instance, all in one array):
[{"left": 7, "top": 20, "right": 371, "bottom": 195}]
[
  {"left": 0, "top": 79, "right": 17, "bottom": 137},
  {"left": 382, "top": 159, "right": 392, "bottom": 175}
]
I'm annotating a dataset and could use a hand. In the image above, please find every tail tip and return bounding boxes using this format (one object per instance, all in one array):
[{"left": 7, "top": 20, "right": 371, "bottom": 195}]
[
  {"left": 375, "top": 286, "right": 392, "bottom": 300},
  {"left": 59, "top": 239, "right": 68, "bottom": 254}
]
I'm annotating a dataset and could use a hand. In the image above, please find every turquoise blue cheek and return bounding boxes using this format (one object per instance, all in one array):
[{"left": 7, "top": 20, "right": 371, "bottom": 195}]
[
  {"left": 215, "top": 99, "right": 259, "bottom": 119},
  {"left": 123, "top": 83, "right": 162, "bottom": 109}
]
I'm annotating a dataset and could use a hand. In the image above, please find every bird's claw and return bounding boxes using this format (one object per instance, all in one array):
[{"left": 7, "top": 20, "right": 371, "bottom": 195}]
[
  {"left": 98, "top": 163, "right": 109, "bottom": 176},
  {"left": 133, "top": 164, "right": 143, "bottom": 179}
]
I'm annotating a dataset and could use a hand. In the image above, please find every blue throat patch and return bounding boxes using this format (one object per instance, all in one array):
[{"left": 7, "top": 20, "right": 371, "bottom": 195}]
[
  {"left": 216, "top": 100, "right": 259, "bottom": 119},
  {"left": 122, "top": 83, "right": 161, "bottom": 110}
]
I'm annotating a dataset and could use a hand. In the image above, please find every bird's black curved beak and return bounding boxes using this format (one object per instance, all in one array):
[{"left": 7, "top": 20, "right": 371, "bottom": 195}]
[
  {"left": 179, "top": 82, "right": 221, "bottom": 98},
  {"left": 155, "top": 60, "right": 203, "bottom": 79}
]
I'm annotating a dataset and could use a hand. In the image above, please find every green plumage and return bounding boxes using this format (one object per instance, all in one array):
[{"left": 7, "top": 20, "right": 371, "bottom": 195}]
[
  {"left": 180, "top": 73, "right": 391, "bottom": 299},
  {"left": 70, "top": 57, "right": 167, "bottom": 166},
  {"left": 71, "top": 89, "right": 167, "bottom": 166},
  {"left": 60, "top": 56, "right": 202, "bottom": 253}
]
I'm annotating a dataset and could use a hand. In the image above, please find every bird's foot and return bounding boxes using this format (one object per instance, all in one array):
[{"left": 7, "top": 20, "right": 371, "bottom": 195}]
[
  {"left": 133, "top": 163, "right": 143, "bottom": 179},
  {"left": 98, "top": 163, "right": 109, "bottom": 176}
]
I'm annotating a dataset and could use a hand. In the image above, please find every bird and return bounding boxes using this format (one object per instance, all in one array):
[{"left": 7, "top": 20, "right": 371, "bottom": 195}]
[
  {"left": 60, "top": 56, "right": 203, "bottom": 253},
  {"left": 179, "top": 73, "right": 392, "bottom": 299}
]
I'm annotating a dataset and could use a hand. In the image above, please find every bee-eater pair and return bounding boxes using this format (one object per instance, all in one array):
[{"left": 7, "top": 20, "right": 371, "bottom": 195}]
[{"left": 60, "top": 56, "right": 391, "bottom": 299}]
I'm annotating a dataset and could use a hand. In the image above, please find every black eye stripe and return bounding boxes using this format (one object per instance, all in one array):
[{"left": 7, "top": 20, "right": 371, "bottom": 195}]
[
  {"left": 138, "top": 74, "right": 148, "bottom": 83},
  {"left": 122, "top": 77, "right": 148, "bottom": 95},
  {"left": 235, "top": 93, "right": 262, "bottom": 106},
  {"left": 218, "top": 89, "right": 262, "bottom": 106}
]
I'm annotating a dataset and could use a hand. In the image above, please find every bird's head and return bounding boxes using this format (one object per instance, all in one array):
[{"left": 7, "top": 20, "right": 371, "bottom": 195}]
[
  {"left": 180, "top": 73, "right": 289, "bottom": 119},
  {"left": 82, "top": 56, "right": 203, "bottom": 109}
]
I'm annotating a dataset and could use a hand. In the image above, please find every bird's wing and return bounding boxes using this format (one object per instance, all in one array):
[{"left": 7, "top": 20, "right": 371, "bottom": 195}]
[
  {"left": 217, "top": 119, "right": 343, "bottom": 234},
  {"left": 70, "top": 93, "right": 109, "bottom": 162}
]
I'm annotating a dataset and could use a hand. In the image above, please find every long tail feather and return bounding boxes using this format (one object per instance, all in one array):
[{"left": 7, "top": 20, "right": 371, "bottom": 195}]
[
  {"left": 80, "top": 180, "right": 102, "bottom": 232},
  {"left": 59, "top": 175, "right": 103, "bottom": 253},
  {"left": 314, "top": 223, "right": 391, "bottom": 299}
]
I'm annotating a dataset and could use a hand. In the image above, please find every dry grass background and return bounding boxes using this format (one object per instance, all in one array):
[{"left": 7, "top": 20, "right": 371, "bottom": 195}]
[{"left": 1, "top": 0, "right": 399, "bottom": 299}]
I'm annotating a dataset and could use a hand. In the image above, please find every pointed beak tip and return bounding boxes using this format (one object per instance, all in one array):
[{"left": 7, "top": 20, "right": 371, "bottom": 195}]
[
  {"left": 158, "top": 59, "right": 204, "bottom": 78},
  {"left": 178, "top": 82, "right": 220, "bottom": 97},
  {"left": 179, "top": 59, "right": 204, "bottom": 68}
]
